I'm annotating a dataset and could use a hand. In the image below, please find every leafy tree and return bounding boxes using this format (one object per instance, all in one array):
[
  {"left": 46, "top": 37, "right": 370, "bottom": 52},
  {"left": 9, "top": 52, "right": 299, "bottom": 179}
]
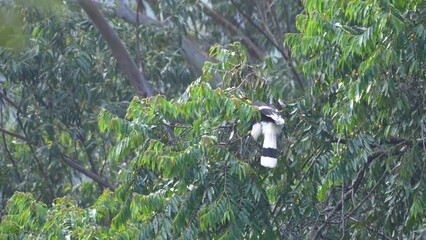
[
  {"left": 0, "top": 0, "right": 303, "bottom": 210},
  {"left": 0, "top": 2, "right": 133, "bottom": 207},
  {"left": 2, "top": 0, "right": 425, "bottom": 239}
]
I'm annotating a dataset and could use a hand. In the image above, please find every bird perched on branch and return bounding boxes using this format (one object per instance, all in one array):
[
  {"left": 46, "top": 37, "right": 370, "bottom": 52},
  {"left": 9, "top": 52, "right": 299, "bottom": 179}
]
[{"left": 250, "top": 101, "right": 284, "bottom": 168}]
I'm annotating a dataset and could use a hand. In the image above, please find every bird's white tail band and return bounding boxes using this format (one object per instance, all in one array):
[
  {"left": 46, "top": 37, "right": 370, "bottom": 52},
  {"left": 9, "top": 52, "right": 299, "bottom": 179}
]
[
  {"left": 261, "top": 156, "right": 277, "bottom": 168},
  {"left": 260, "top": 122, "right": 279, "bottom": 168}
]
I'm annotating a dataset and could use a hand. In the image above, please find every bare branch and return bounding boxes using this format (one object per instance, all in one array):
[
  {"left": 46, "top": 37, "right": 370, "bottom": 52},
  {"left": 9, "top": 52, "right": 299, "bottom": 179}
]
[
  {"left": 61, "top": 153, "right": 115, "bottom": 190},
  {"left": 0, "top": 111, "right": 22, "bottom": 182},
  {"left": 0, "top": 123, "right": 114, "bottom": 191},
  {"left": 135, "top": 0, "right": 143, "bottom": 70},
  {"left": 346, "top": 171, "right": 387, "bottom": 218},
  {"left": 77, "top": 0, "right": 153, "bottom": 98},
  {"left": 267, "top": 0, "right": 287, "bottom": 36},
  {"left": 0, "top": 126, "right": 27, "bottom": 141},
  {"left": 102, "top": 0, "right": 223, "bottom": 87},
  {"left": 311, "top": 142, "right": 414, "bottom": 239},
  {"left": 231, "top": 0, "right": 305, "bottom": 90},
  {"left": 116, "top": 0, "right": 162, "bottom": 27},
  {"left": 198, "top": 2, "right": 264, "bottom": 59},
  {"left": 181, "top": 37, "right": 222, "bottom": 88},
  {"left": 0, "top": 91, "right": 19, "bottom": 109},
  {"left": 16, "top": 91, "right": 55, "bottom": 196}
]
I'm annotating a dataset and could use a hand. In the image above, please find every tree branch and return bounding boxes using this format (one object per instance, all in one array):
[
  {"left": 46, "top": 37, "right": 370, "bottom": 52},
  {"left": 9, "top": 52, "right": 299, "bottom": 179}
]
[
  {"left": 96, "top": 0, "right": 223, "bottom": 88},
  {"left": 116, "top": 0, "right": 162, "bottom": 27},
  {"left": 16, "top": 91, "right": 55, "bottom": 196},
  {"left": 231, "top": 0, "right": 305, "bottom": 90},
  {"left": 0, "top": 91, "right": 19, "bottom": 109},
  {"left": 198, "top": 2, "right": 264, "bottom": 59},
  {"left": 61, "top": 153, "right": 115, "bottom": 190},
  {"left": 345, "top": 170, "right": 387, "bottom": 218},
  {"left": 181, "top": 37, "right": 222, "bottom": 88},
  {"left": 135, "top": 0, "right": 143, "bottom": 70},
  {"left": 0, "top": 111, "right": 22, "bottom": 183},
  {"left": 0, "top": 126, "right": 27, "bottom": 141},
  {"left": 0, "top": 123, "right": 114, "bottom": 191},
  {"left": 310, "top": 138, "right": 419, "bottom": 240},
  {"left": 312, "top": 151, "right": 384, "bottom": 239},
  {"left": 77, "top": 0, "right": 153, "bottom": 98},
  {"left": 267, "top": 0, "right": 287, "bottom": 36}
]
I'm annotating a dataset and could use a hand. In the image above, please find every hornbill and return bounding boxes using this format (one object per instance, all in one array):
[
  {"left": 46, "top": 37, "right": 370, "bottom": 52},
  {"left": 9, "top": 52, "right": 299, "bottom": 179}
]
[{"left": 250, "top": 101, "right": 284, "bottom": 168}]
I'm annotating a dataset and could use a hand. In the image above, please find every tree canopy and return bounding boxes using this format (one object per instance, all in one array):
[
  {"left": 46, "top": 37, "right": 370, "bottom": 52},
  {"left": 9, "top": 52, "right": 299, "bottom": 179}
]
[{"left": 0, "top": 0, "right": 425, "bottom": 239}]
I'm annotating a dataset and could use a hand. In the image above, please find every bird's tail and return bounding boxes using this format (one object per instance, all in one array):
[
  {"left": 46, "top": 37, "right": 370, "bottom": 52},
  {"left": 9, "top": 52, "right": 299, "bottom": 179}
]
[{"left": 261, "top": 122, "right": 279, "bottom": 168}]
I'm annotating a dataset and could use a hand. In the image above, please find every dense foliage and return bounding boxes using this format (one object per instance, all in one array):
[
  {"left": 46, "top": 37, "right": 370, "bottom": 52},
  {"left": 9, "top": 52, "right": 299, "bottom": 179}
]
[
  {"left": 0, "top": 3, "right": 132, "bottom": 207},
  {"left": 1, "top": 0, "right": 425, "bottom": 239},
  {"left": 284, "top": 0, "right": 426, "bottom": 238},
  {"left": 0, "top": 0, "right": 302, "bottom": 209}
]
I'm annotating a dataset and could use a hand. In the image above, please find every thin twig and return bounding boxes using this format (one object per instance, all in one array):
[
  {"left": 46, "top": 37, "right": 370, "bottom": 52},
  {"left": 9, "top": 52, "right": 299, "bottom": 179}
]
[
  {"left": 312, "top": 151, "right": 385, "bottom": 239},
  {"left": 0, "top": 91, "right": 19, "bottom": 109},
  {"left": 0, "top": 110, "right": 22, "bottom": 182},
  {"left": 198, "top": 2, "right": 264, "bottom": 59},
  {"left": 348, "top": 217, "right": 393, "bottom": 240},
  {"left": 16, "top": 90, "right": 55, "bottom": 197},
  {"left": 230, "top": 0, "right": 304, "bottom": 90},
  {"left": 345, "top": 171, "right": 387, "bottom": 218},
  {"left": 136, "top": 0, "right": 143, "bottom": 70},
  {"left": 293, "top": 149, "right": 320, "bottom": 192},
  {"left": 273, "top": 148, "right": 323, "bottom": 217}
]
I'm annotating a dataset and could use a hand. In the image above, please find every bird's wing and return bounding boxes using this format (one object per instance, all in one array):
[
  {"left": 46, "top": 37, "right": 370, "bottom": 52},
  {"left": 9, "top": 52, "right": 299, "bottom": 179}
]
[{"left": 252, "top": 101, "right": 285, "bottom": 125}]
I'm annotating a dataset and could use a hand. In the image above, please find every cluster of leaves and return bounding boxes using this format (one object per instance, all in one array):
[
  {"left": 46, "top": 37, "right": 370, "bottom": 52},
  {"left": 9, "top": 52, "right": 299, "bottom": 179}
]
[
  {"left": 0, "top": 192, "right": 101, "bottom": 239},
  {"left": 101, "top": 86, "right": 269, "bottom": 239},
  {"left": 285, "top": 0, "right": 426, "bottom": 238}
]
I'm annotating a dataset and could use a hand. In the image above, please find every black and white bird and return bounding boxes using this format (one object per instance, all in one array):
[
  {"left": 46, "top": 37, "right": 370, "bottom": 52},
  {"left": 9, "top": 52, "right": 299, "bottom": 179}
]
[{"left": 250, "top": 101, "right": 285, "bottom": 168}]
